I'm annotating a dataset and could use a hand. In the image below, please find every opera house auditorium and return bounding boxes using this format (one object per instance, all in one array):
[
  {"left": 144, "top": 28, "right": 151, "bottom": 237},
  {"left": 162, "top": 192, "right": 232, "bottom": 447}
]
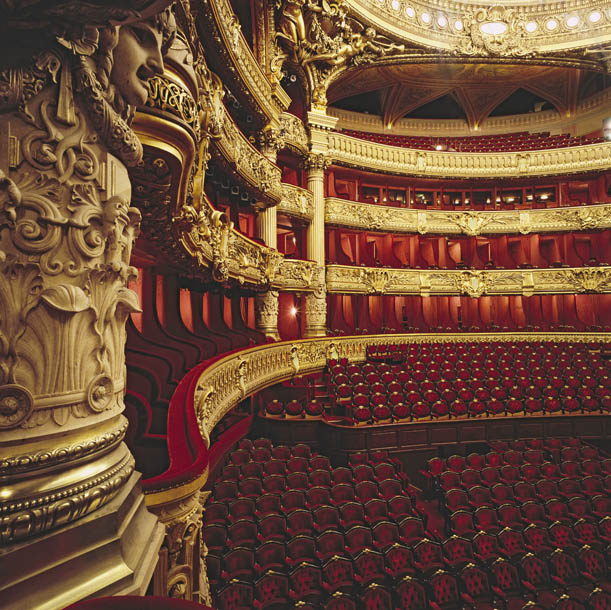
[{"left": 0, "top": 0, "right": 610, "bottom": 608}]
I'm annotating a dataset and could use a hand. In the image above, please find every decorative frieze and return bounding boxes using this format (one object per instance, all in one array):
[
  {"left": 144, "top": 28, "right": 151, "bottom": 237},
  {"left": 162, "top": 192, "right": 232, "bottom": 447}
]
[
  {"left": 273, "top": 258, "right": 318, "bottom": 291},
  {"left": 325, "top": 199, "right": 611, "bottom": 235},
  {"left": 213, "top": 104, "right": 283, "bottom": 205},
  {"left": 327, "top": 133, "right": 611, "bottom": 178},
  {"left": 279, "top": 112, "right": 309, "bottom": 154},
  {"left": 326, "top": 264, "right": 611, "bottom": 296},
  {"left": 279, "top": 184, "right": 314, "bottom": 221}
]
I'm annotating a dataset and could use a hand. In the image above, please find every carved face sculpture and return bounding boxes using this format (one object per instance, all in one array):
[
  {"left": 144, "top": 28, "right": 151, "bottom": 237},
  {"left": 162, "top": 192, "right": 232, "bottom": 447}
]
[{"left": 110, "top": 21, "right": 165, "bottom": 107}]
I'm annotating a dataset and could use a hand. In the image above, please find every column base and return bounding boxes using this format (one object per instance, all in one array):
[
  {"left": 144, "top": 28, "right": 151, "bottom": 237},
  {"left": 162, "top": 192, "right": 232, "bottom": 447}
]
[{"left": 0, "top": 470, "right": 164, "bottom": 610}]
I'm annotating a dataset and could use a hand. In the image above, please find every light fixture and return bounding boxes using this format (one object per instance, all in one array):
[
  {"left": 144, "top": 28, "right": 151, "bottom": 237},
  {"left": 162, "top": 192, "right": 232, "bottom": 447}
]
[
  {"left": 437, "top": 14, "right": 447, "bottom": 27},
  {"left": 545, "top": 18, "right": 559, "bottom": 30},
  {"left": 290, "top": 306, "right": 297, "bottom": 316},
  {"left": 496, "top": 196, "right": 501, "bottom": 203},
  {"left": 480, "top": 21, "right": 508, "bottom": 35},
  {"left": 421, "top": 11, "right": 431, "bottom": 23},
  {"left": 486, "top": 198, "right": 491, "bottom": 204},
  {"left": 454, "top": 19, "right": 463, "bottom": 30},
  {"left": 525, "top": 21, "right": 538, "bottom": 32},
  {"left": 540, "top": 193, "right": 549, "bottom": 200},
  {"left": 405, "top": 6, "right": 415, "bottom": 18},
  {"left": 589, "top": 10, "right": 602, "bottom": 22},
  {"left": 566, "top": 15, "right": 580, "bottom": 27},
  {"left": 391, "top": 0, "right": 400, "bottom": 10}
]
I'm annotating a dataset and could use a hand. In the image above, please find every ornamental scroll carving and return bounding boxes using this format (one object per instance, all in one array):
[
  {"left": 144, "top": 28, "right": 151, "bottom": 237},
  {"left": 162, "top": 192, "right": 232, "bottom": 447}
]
[
  {"left": 0, "top": 3, "right": 175, "bottom": 544},
  {"left": 325, "top": 198, "right": 611, "bottom": 235}
]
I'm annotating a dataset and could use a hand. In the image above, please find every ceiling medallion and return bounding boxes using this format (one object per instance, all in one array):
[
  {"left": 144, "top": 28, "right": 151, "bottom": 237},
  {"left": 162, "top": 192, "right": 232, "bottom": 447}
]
[{"left": 459, "top": 6, "right": 531, "bottom": 57}]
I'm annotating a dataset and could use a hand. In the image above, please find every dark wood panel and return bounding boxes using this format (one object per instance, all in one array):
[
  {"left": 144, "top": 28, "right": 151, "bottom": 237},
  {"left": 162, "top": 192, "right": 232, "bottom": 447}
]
[{"left": 259, "top": 415, "right": 609, "bottom": 462}]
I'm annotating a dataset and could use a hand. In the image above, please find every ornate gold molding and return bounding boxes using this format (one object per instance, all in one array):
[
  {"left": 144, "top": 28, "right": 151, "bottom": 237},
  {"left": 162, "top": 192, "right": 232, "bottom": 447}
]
[
  {"left": 199, "top": 0, "right": 290, "bottom": 124},
  {"left": 213, "top": 104, "right": 283, "bottom": 206},
  {"left": 325, "top": 199, "right": 611, "bottom": 235},
  {"left": 349, "top": 0, "right": 611, "bottom": 56},
  {"left": 279, "top": 112, "right": 310, "bottom": 154},
  {"left": 191, "top": 331, "right": 608, "bottom": 446},
  {"left": 327, "top": 133, "right": 611, "bottom": 178},
  {"left": 273, "top": 258, "right": 318, "bottom": 291},
  {"left": 326, "top": 264, "right": 611, "bottom": 296},
  {"left": 280, "top": 184, "right": 314, "bottom": 221}
]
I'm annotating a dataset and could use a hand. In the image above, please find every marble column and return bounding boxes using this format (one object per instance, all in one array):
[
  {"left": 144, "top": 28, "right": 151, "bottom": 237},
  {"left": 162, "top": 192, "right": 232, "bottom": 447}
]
[
  {"left": 304, "top": 153, "right": 328, "bottom": 337},
  {"left": 254, "top": 127, "right": 282, "bottom": 338}
]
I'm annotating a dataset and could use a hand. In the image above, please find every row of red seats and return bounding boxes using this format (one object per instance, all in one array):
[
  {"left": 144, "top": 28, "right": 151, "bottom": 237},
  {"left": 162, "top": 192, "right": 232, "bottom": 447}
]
[
  {"left": 427, "top": 446, "right": 604, "bottom": 476},
  {"left": 340, "top": 395, "right": 609, "bottom": 426},
  {"left": 435, "top": 464, "right": 609, "bottom": 491},
  {"left": 341, "top": 128, "right": 604, "bottom": 153},
  {"left": 262, "top": 398, "right": 324, "bottom": 419},
  {"left": 214, "top": 542, "right": 609, "bottom": 609}
]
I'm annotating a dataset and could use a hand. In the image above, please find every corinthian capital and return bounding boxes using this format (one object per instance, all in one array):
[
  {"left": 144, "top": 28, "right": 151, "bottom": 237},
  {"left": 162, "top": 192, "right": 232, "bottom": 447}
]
[{"left": 303, "top": 152, "right": 330, "bottom": 172}]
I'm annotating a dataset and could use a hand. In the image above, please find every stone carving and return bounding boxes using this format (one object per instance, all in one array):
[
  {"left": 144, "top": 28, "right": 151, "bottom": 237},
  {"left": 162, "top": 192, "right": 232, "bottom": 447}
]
[
  {"left": 149, "top": 487, "right": 207, "bottom": 602},
  {"left": 0, "top": 4, "right": 175, "bottom": 545},
  {"left": 199, "top": 0, "right": 289, "bottom": 127},
  {"left": 255, "top": 290, "right": 280, "bottom": 339}
]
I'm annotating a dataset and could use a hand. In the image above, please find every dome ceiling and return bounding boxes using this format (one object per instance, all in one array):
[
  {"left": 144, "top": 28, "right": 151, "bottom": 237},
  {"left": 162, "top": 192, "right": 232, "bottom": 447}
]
[{"left": 327, "top": 62, "right": 606, "bottom": 128}]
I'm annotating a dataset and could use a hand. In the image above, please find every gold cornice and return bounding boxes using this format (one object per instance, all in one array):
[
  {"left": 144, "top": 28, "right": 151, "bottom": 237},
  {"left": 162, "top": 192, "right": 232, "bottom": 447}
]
[
  {"left": 327, "top": 132, "right": 611, "bottom": 178},
  {"left": 325, "top": 198, "right": 611, "bottom": 235},
  {"left": 326, "top": 264, "right": 611, "bottom": 296},
  {"left": 190, "top": 331, "right": 609, "bottom": 447},
  {"left": 199, "top": 0, "right": 289, "bottom": 124}
]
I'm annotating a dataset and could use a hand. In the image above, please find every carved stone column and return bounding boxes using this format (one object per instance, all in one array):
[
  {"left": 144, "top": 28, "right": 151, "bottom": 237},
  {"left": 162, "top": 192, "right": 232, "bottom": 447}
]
[
  {"left": 0, "top": 7, "right": 173, "bottom": 606},
  {"left": 255, "top": 289, "right": 280, "bottom": 340}
]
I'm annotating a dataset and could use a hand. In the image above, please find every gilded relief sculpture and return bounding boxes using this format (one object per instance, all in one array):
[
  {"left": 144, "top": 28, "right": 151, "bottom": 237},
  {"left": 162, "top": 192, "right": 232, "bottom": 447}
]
[
  {"left": 275, "top": 0, "right": 405, "bottom": 106},
  {"left": 0, "top": 2, "right": 176, "bottom": 605}
]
